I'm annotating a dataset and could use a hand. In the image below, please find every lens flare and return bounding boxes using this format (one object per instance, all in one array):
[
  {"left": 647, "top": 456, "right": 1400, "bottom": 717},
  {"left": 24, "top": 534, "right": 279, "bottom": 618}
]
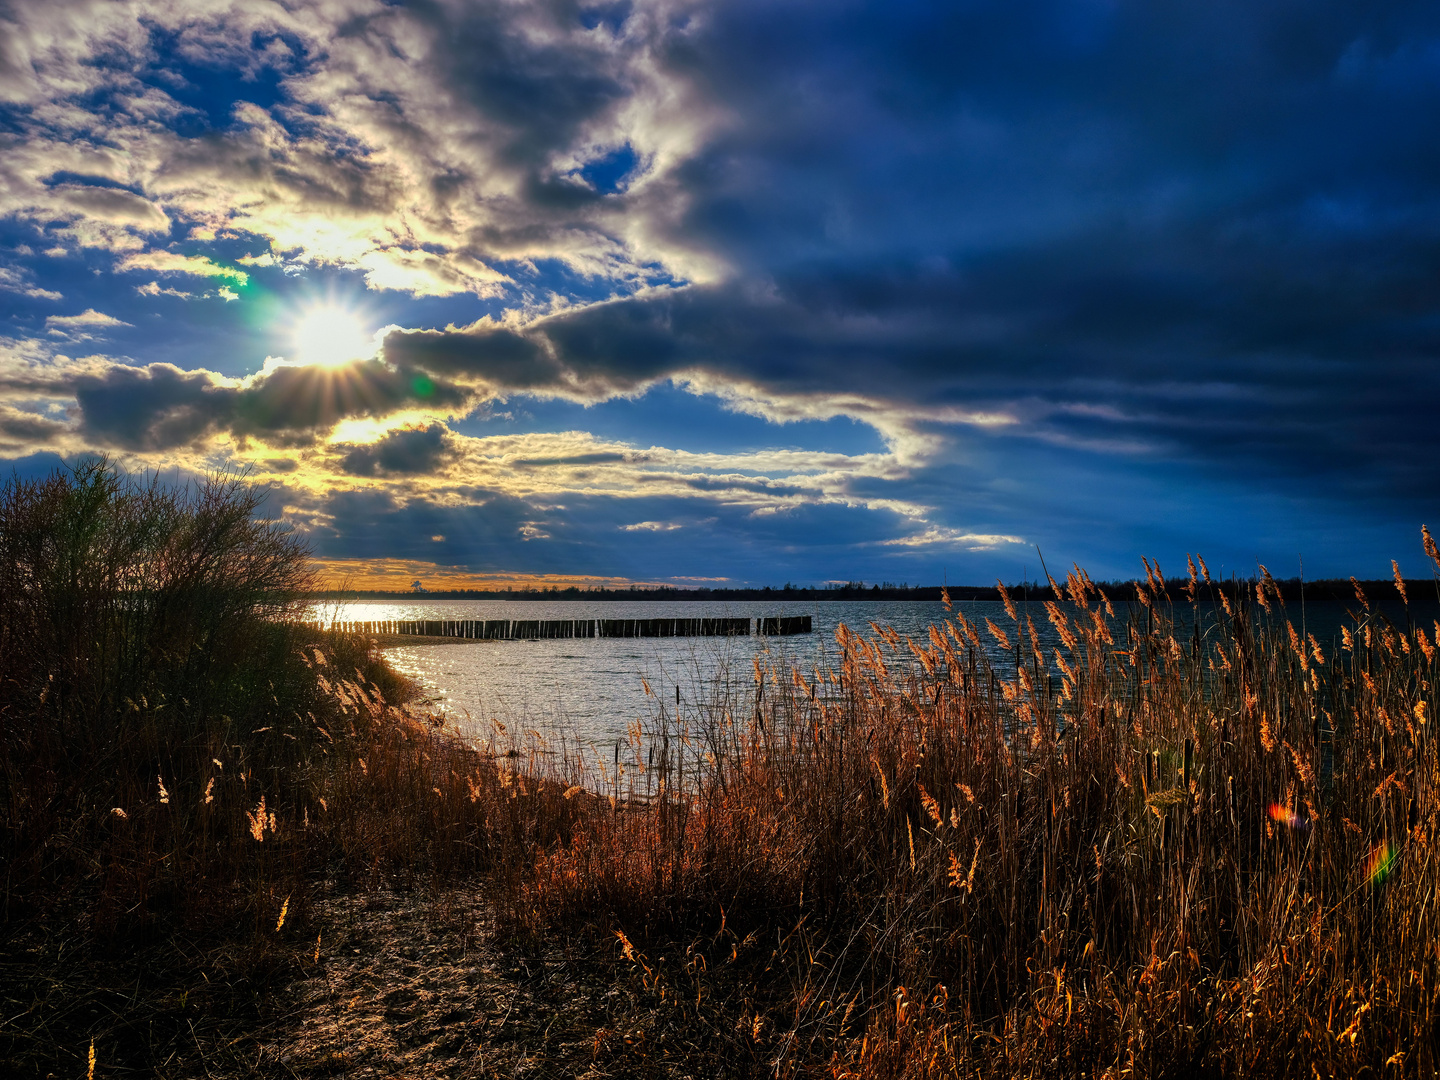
[
  {"left": 1366, "top": 842, "right": 1396, "bottom": 886},
  {"left": 1267, "top": 803, "right": 1310, "bottom": 831}
]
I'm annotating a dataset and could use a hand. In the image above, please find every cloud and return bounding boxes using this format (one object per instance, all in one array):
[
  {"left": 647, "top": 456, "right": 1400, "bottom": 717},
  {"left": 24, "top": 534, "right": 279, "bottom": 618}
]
[
  {"left": 354, "top": 248, "right": 511, "bottom": 298},
  {"left": 231, "top": 360, "right": 468, "bottom": 444},
  {"left": 382, "top": 230, "right": 1440, "bottom": 502},
  {"left": 276, "top": 477, "right": 1017, "bottom": 583},
  {"left": 70, "top": 364, "right": 236, "bottom": 450},
  {"left": 877, "top": 527, "right": 1026, "bottom": 551},
  {"left": 43, "top": 308, "right": 134, "bottom": 342},
  {"left": 32, "top": 357, "right": 472, "bottom": 452},
  {"left": 45, "top": 309, "right": 132, "bottom": 330},
  {"left": 286, "top": 484, "right": 544, "bottom": 565},
  {"left": 0, "top": 0, "right": 1437, "bottom": 578},
  {"left": 0, "top": 333, "right": 925, "bottom": 529},
  {"left": 116, "top": 251, "right": 249, "bottom": 283},
  {"left": 136, "top": 281, "right": 193, "bottom": 299},
  {"left": 48, "top": 183, "right": 169, "bottom": 232},
  {"left": 387, "top": 320, "right": 554, "bottom": 390},
  {"left": 0, "top": 404, "right": 67, "bottom": 450},
  {"left": 0, "top": 0, "right": 719, "bottom": 292},
  {"left": 338, "top": 423, "right": 457, "bottom": 476},
  {"left": 0, "top": 266, "right": 61, "bottom": 300}
]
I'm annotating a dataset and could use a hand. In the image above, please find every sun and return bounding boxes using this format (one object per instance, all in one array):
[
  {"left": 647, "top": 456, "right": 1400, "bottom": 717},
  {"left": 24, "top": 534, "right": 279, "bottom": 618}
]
[{"left": 292, "top": 305, "right": 374, "bottom": 367}]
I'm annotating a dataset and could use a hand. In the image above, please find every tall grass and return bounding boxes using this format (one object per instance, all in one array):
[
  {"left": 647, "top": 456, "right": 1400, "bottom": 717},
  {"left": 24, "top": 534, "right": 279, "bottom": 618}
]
[
  {"left": 0, "top": 459, "right": 310, "bottom": 925},
  {"left": 500, "top": 551, "right": 1440, "bottom": 1077}
]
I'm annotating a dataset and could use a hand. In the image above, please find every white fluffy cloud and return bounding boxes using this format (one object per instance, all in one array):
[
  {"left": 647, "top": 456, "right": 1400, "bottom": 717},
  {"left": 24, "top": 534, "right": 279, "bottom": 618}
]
[
  {"left": 45, "top": 308, "right": 131, "bottom": 329},
  {"left": 0, "top": 0, "right": 719, "bottom": 295},
  {"left": 0, "top": 265, "right": 61, "bottom": 300},
  {"left": 116, "top": 251, "right": 248, "bottom": 282}
]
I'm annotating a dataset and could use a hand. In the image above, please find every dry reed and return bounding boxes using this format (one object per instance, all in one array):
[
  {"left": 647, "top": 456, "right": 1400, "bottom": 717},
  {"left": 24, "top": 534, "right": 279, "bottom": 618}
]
[{"left": 486, "top": 535, "right": 1440, "bottom": 1078}]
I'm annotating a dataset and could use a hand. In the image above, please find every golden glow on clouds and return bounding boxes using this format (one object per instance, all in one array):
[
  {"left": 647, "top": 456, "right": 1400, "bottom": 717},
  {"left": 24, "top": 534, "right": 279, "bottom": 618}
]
[
  {"left": 326, "top": 414, "right": 436, "bottom": 446},
  {"left": 308, "top": 558, "right": 690, "bottom": 592},
  {"left": 0, "top": 327, "right": 995, "bottom": 553},
  {"left": 292, "top": 305, "right": 374, "bottom": 368},
  {"left": 265, "top": 425, "right": 940, "bottom": 524}
]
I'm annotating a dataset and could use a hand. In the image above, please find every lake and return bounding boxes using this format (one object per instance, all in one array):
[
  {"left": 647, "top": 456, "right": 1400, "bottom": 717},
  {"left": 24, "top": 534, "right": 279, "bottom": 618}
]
[
  {"left": 318, "top": 598, "right": 945, "bottom": 750},
  {"left": 315, "top": 595, "right": 1429, "bottom": 754}
]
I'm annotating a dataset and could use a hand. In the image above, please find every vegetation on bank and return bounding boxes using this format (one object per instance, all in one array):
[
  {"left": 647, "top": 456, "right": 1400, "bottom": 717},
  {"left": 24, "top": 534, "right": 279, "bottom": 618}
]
[
  {"left": 499, "top": 552, "right": 1440, "bottom": 1077},
  {"left": 4, "top": 460, "right": 1440, "bottom": 1077},
  {"left": 0, "top": 461, "right": 533, "bottom": 1074}
]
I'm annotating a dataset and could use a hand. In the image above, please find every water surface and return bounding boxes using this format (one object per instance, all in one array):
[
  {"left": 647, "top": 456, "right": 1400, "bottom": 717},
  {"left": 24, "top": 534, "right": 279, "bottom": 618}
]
[{"left": 318, "top": 595, "right": 1429, "bottom": 751}]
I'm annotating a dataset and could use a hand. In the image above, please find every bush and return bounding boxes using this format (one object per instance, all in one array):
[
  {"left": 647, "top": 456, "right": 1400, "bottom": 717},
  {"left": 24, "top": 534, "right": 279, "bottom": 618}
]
[
  {"left": 0, "top": 458, "right": 323, "bottom": 926},
  {"left": 0, "top": 457, "right": 579, "bottom": 935},
  {"left": 0, "top": 459, "right": 590, "bottom": 1075},
  {"left": 0, "top": 457, "right": 311, "bottom": 734}
]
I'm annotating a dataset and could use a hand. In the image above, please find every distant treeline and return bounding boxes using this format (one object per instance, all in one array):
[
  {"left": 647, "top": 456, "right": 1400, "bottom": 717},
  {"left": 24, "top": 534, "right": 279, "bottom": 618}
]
[
  {"left": 317, "top": 583, "right": 958, "bottom": 602},
  {"left": 312, "top": 576, "right": 1439, "bottom": 605}
]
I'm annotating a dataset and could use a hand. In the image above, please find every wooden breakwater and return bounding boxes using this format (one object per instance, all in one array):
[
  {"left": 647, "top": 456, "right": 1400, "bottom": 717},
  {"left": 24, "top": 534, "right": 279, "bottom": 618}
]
[{"left": 307, "top": 615, "right": 812, "bottom": 640}]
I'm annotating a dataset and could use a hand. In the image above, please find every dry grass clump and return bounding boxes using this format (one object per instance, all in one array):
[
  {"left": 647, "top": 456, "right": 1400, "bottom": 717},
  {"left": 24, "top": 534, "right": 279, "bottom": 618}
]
[{"left": 491, "top": 544, "right": 1440, "bottom": 1078}]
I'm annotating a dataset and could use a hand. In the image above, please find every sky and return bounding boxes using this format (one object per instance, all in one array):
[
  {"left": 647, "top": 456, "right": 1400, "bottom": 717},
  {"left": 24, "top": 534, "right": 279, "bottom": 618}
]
[{"left": 1, "top": 0, "right": 1438, "bottom": 589}]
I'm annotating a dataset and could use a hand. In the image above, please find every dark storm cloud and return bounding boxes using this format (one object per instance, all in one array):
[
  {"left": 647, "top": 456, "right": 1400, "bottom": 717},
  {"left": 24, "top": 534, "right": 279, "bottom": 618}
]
[
  {"left": 294, "top": 485, "right": 545, "bottom": 566},
  {"left": 0, "top": 404, "right": 65, "bottom": 446},
  {"left": 503, "top": 0, "right": 1440, "bottom": 505},
  {"left": 56, "top": 359, "right": 469, "bottom": 451},
  {"left": 71, "top": 364, "right": 233, "bottom": 451},
  {"left": 390, "top": 325, "right": 555, "bottom": 387},
  {"left": 339, "top": 423, "right": 457, "bottom": 477},
  {"left": 385, "top": 218, "right": 1440, "bottom": 501},
  {"left": 410, "top": 1, "right": 627, "bottom": 174},
  {"left": 379, "top": 0, "right": 1440, "bottom": 505},
  {"left": 638, "top": 0, "right": 1440, "bottom": 264}
]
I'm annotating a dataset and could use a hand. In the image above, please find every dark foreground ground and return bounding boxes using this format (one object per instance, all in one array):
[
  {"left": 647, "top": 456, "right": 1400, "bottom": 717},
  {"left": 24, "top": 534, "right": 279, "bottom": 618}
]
[{"left": 2, "top": 884, "right": 727, "bottom": 1080}]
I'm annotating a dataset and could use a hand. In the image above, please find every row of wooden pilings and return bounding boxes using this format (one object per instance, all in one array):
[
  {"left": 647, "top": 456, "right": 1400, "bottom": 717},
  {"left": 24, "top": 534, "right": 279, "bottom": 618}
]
[{"left": 307, "top": 615, "right": 813, "bottom": 639}]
